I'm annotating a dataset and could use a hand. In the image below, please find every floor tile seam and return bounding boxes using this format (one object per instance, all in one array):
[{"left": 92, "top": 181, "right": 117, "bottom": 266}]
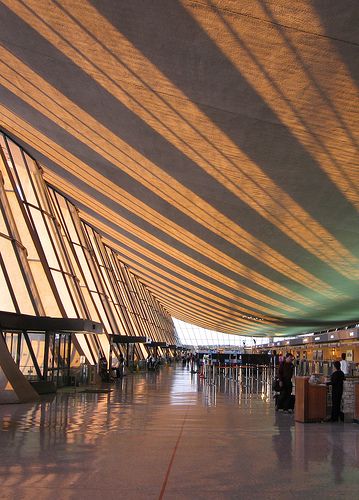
[{"left": 158, "top": 403, "right": 191, "bottom": 500}]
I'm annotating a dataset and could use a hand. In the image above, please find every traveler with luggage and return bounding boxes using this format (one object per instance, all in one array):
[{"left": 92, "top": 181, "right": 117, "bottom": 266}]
[{"left": 278, "top": 353, "right": 295, "bottom": 413}]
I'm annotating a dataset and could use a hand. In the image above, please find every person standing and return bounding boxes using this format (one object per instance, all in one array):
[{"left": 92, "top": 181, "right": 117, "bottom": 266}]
[
  {"left": 117, "top": 352, "right": 124, "bottom": 378},
  {"left": 271, "top": 350, "right": 278, "bottom": 368},
  {"left": 327, "top": 361, "right": 345, "bottom": 422},
  {"left": 99, "top": 355, "right": 108, "bottom": 382},
  {"left": 340, "top": 353, "right": 349, "bottom": 375},
  {"left": 278, "top": 353, "right": 294, "bottom": 412}
]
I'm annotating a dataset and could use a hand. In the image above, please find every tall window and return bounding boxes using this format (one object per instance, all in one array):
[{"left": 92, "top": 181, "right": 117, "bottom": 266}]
[{"left": 0, "top": 130, "right": 177, "bottom": 361}]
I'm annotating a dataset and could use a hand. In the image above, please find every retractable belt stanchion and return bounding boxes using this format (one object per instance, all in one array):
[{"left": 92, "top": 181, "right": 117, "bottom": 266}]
[
  {"left": 202, "top": 361, "right": 272, "bottom": 391},
  {"left": 208, "top": 364, "right": 213, "bottom": 386}
]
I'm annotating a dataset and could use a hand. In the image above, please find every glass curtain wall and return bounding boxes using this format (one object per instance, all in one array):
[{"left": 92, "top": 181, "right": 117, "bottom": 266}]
[
  {"left": 104, "top": 245, "right": 149, "bottom": 359},
  {"left": 0, "top": 135, "right": 60, "bottom": 317},
  {"left": 173, "top": 318, "right": 267, "bottom": 348},
  {"left": 0, "top": 155, "right": 39, "bottom": 316},
  {"left": 0, "top": 130, "right": 177, "bottom": 368},
  {"left": 82, "top": 223, "right": 144, "bottom": 360},
  {"left": 48, "top": 188, "right": 111, "bottom": 364}
]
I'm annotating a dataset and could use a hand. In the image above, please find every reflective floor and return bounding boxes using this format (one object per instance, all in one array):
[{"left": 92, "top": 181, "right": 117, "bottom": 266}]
[{"left": 0, "top": 366, "right": 358, "bottom": 499}]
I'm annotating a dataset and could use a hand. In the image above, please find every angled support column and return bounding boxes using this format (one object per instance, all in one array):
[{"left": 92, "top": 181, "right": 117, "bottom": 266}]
[{"left": 0, "top": 333, "right": 39, "bottom": 403}]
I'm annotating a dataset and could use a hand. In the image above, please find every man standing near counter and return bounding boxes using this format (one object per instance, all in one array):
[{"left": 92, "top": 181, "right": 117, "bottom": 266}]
[
  {"left": 327, "top": 361, "right": 345, "bottom": 422},
  {"left": 278, "top": 353, "right": 294, "bottom": 413}
]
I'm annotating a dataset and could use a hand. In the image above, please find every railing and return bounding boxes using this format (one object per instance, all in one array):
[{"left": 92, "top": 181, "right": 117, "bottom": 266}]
[{"left": 200, "top": 362, "right": 272, "bottom": 386}]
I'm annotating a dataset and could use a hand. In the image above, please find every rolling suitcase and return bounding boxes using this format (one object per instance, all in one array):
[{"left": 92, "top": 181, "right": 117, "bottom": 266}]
[{"left": 275, "top": 393, "right": 295, "bottom": 411}]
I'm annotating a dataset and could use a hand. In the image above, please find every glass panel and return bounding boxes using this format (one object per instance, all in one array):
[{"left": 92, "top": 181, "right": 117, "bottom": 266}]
[
  {"left": 63, "top": 238, "right": 79, "bottom": 274},
  {"left": 74, "top": 333, "right": 96, "bottom": 364},
  {"left": 0, "top": 212, "right": 9, "bottom": 235},
  {"left": 86, "top": 226, "right": 102, "bottom": 263},
  {"left": 29, "top": 207, "right": 59, "bottom": 268},
  {"left": 47, "top": 334, "right": 55, "bottom": 378},
  {"left": 52, "top": 192, "right": 80, "bottom": 244},
  {"left": 76, "top": 246, "right": 96, "bottom": 289},
  {"left": 0, "top": 264, "right": 16, "bottom": 312},
  {"left": 46, "top": 217, "right": 69, "bottom": 271},
  {"left": 25, "top": 154, "right": 50, "bottom": 211},
  {"left": 7, "top": 193, "right": 39, "bottom": 260},
  {"left": 28, "top": 333, "right": 45, "bottom": 371},
  {"left": 19, "top": 333, "right": 43, "bottom": 380},
  {"left": 99, "top": 265, "right": 115, "bottom": 302},
  {"left": 114, "top": 305, "right": 127, "bottom": 334},
  {"left": 92, "top": 293, "right": 112, "bottom": 333},
  {"left": 5, "top": 333, "right": 19, "bottom": 360},
  {"left": 51, "top": 270, "right": 76, "bottom": 317},
  {"left": 64, "top": 273, "right": 86, "bottom": 318},
  {"left": 0, "top": 141, "right": 24, "bottom": 201},
  {"left": 6, "top": 140, "right": 38, "bottom": 206},
  {"left": 0, "top": 186, "right": 10, "bottom": 235},
  {"left": 28, "top": 260, "right": 61, "bottom": 316},
  {"left": 0, "top": 238, "right": 35, "bottom": 314},
  {"left": 81, "top": 287, "right": 101, "bottom": 322},
  {"left": 97, "top": 333, "right": 110, "bottom": 363}
]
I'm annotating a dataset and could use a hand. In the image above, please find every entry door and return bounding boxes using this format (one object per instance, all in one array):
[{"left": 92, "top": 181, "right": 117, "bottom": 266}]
[{"left": 46, "top": 332, "right": 71, "bottom": 386}]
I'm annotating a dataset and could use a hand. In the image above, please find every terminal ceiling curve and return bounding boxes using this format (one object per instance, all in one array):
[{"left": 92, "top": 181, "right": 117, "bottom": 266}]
[{"left": 0, "top": 0, "right": 358, "bottom": 337}]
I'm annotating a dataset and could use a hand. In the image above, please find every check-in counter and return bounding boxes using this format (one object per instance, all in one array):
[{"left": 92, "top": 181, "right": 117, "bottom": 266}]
[{"left": 295, "top": 376, "right": 327, "bottom": 423}]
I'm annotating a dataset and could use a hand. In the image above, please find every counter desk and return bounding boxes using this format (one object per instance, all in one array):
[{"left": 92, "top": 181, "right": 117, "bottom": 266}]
[{"left": 295, "top": 376, "right": 327, "bottom": 423}]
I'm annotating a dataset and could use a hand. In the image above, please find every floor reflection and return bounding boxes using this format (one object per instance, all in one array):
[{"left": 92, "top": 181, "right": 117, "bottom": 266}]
[
  {"left": 0, "top": 366, "right": 358, "bottom": 498},
  {"left": 273, "top": 413, "right": 294, "bottom": 470}
]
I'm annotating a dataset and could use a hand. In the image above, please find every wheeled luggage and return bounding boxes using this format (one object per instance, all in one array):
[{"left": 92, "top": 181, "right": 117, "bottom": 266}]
[{"left": 275, "top": 392, "right": 295, "bottom": 411}]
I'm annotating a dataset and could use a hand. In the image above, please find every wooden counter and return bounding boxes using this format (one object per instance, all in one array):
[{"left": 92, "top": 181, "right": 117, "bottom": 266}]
[{"left": 295, "top": 376, "right": 327, "bottom": 423}]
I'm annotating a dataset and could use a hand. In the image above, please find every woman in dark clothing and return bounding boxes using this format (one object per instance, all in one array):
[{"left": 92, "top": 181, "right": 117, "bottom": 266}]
[
  {"left": 278, "top": 353, "right": 294, "bottom": 412},
  {"left": 327, "top": 360, "right": 345, "bottom": 422}
]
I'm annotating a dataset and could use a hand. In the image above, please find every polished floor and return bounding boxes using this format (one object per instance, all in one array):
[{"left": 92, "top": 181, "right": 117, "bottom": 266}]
[{"left": 0, "top": 366, "right": 358, "bottom": 499}]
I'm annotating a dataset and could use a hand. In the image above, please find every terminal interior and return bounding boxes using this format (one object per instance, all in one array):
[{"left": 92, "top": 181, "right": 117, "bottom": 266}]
[{"left": 0, "top": 1, "right": 358, "bottom": 498}]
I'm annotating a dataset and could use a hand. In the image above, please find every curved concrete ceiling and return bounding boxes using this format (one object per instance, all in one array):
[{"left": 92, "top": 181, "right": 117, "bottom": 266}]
[{"left": 0, "top": 0, "right": 358, "bottom": 337}]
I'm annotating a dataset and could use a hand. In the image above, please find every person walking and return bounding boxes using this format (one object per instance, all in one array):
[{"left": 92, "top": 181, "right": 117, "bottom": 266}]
[{"left": 327, "top": 360, "right": 345, "bottom": 422}]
